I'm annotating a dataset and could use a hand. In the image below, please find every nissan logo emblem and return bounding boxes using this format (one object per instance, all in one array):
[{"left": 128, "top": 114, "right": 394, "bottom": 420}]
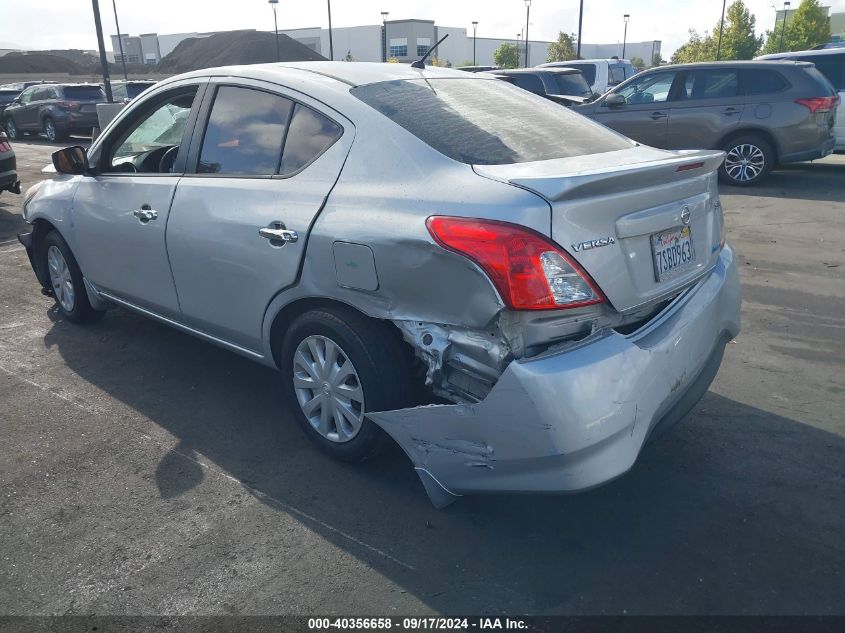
[{"left": 681, "top": 206, "right": 691, "bottom": 225}]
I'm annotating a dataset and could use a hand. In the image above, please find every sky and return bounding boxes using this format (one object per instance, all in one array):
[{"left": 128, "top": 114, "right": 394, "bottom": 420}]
[{"left": 3, "top": 0, "right": 845, "bottom": 60}]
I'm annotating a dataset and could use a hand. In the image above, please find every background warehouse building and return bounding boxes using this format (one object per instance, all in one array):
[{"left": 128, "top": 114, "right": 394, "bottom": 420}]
[{"left": 111, "top": 18, "right": 661, "bottom": 68}]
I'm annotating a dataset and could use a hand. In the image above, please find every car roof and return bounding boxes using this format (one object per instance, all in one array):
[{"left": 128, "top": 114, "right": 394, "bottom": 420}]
[
  {"left": 175, "top": 61, "right": 487, "bottom": 88},
  {"left": 639, "top": 60, "right": 813, "bottom": 71},
  {"left": 495, "top": 67, "right": 580, "bottom": 75},
  {"left": 757, "top": 48, "right": 845, "bottom": 59}
]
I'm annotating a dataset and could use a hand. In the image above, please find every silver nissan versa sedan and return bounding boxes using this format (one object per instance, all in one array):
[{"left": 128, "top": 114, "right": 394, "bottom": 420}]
[{"left": 19, "top": 62, "right": 740, "bottom": 507}]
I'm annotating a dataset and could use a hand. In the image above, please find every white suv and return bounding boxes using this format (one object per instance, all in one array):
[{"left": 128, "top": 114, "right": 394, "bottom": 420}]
[{"left": 540, "top": 58, "right": 637, "bottom": 95}]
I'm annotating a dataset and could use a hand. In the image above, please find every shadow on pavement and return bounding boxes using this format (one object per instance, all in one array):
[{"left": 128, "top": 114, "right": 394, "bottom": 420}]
[
  {"left": 40, "top": 306, "right": 845, "bottom": 614},
  {"left": 722, "top": 159, "right": 845, "bottom": 202}
]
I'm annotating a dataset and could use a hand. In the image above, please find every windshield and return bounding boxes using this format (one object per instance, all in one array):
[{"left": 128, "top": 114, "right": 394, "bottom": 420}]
[
  {"left": 550, "top": 73, "right": 592, "bottom": 97},
  {"left": 560, "top": 63, "right": 596, "bottom": 86},
  {"left": 352, "top": 78, "right": 630, "bottom": 165},
  {"left": 63, "top": 86, "right": 105, "bottom": 101}
]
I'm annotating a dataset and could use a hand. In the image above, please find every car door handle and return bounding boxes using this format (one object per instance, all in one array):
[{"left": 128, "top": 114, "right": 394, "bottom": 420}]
[
  {"left": 133, "top": 205, "right": 158, "bottom": 223},
  {"left": 259, "top": 227, "right": 299, "bottom": 243},
  {"left": 723, "top": 107, "right": 741, "bottom": 115},
  {"left": 650, "top": 111, "right": 668, "bottom": 120}
]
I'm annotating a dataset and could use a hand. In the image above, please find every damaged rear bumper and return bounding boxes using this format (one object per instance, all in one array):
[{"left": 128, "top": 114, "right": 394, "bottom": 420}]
[{"left": 367, "top": 245, "right": 741, "bottom": 507}]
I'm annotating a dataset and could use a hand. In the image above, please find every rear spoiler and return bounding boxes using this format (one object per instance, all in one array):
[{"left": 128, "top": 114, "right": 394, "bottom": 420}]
[{"left": 475, "top": 149, "right": 725, "bottom": 202}]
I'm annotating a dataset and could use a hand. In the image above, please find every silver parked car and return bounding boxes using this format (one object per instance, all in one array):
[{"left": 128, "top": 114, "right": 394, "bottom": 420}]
[
  {"left": 19, "top": 63, "right": 740, "bottom": 507},
  {"left": 575, "top": 61, "right": 839, "bottom": 186}
]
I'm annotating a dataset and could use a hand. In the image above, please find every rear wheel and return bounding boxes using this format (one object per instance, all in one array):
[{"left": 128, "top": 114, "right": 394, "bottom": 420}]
[
  {"left": 43, "top": 117, "right": 66, "bottom": 142},
  {"left": 4, "top": 117, "right": 21, "bottom": 140},
  {"left": 719, "top": 135, "right": 774, "bottom": 187},
  {"left": 280, "top": 306, "right": 412, "bottom": 462},
  {"left": 43, "top": 231, "right": 104, "bottom": 324}
]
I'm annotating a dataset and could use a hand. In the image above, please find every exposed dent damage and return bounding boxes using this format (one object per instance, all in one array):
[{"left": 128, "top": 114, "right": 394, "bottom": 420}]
[{"left": 369, "top": 247, "right": 741, "bottom": 508}]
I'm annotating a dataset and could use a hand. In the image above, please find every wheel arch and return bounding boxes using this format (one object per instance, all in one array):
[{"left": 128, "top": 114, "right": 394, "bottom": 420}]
[
  {"left": 29, "top": 218, "right": 62, "bottom": 288},
  {"left": 717, "top": 127, "right": 780, "bottom": 162}
]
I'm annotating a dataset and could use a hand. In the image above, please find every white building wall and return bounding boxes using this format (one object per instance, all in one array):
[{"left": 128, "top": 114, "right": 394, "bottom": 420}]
[{"left": 434, "top": 26, "right": 470, "bottom": 65}]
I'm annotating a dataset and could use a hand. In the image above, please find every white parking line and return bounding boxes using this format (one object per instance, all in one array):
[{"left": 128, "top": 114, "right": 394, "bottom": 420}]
[{"left": 0, "top": 363, "right": 417, "bottom": 573}]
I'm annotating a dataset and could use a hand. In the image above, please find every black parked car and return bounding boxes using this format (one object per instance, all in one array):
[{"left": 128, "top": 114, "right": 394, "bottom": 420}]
[
  {"left": 484, "top": 68, "right": 594, "bottom": 105},
  {"left": 0, "top": 88, "right": 20, "bottom": 117},
  {"left": 0, "top": 131, "right": 20, "bottom": 195},
  {"left": 2, "top": 83, "right": 106, "bottom": 142}
]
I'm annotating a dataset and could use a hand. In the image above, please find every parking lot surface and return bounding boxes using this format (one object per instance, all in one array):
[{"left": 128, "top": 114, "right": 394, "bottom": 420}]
[{"left": 1, "top": 139, "right": 843, "bottom": 615}]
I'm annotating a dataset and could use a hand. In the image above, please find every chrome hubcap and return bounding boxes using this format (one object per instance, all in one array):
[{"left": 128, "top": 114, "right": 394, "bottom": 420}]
[
  {"left": 6, "top": 120, "right": 15, "bottom": 137},
  {"left": 725, "top": 143, "right": 765, "bottom": 182},
  {"left": 47, "top": 245, "right": 75, "bottom": 312},
  {"left": 45, "top": 120, "right": 55, "bottom": 140},
  {"left": 293, "top": 335, "right": 365, "bottom": 443}
]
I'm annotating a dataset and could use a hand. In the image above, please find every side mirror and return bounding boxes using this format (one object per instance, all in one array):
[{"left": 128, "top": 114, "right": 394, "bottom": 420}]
[
  {"left": 604, "top": 93, "right": 626, "bottom": 108},
  {"left": 52, "top": 146, "right": 89, "bottom": 175}
]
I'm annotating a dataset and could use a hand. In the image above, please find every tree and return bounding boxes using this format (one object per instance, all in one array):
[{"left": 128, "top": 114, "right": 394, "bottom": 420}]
[
  {"left": 760, "top": 0, "right": 831, "bottom": 54},
  {"left": 630, "top": 56, "right": 645, "bottom": 68},
  {"left": 493, "top": 43, "right": 520, "bottom": 69},
  {"left": 546, "top": 32, "right": 577, "bottom": 62},
  {"left": 651, "top": 52, "right": 665, "bottom": 66},
  {"left": 670, "top": 1, "right": 761, "bottom": 62},
  {"left": 716, "top": 0, "right": 762, "bottom": 59}
]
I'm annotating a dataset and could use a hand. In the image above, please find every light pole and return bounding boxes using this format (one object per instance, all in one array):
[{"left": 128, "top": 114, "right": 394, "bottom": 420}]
[
  {"left": 472, "top": 21, "right": 478, "bottom": 65},
  {"left": 381, "top": 11, "right": 389, "bottom": 62},
  {"left": 622, "top": 14, "right": 630, "bottom": 60},
  {"left": 576, "top": 0, "right": 584, "bottom": 59},
  {"left": 779, "top": 1, "right": 791, "bottom": 52},
  {"left": 91, "top": 0, "right": 113, "bottom": 103},
  {"left": 716, "top": 0, "right": 727, "bottom": 60},
  {"left": 268, "top": 0, "right": 279, "bottom": 62},
  {"left": 524, "top": 0, "right": 531, "bottom": 68},
  {"left": 327, "top": 0, "right": 334, "bottom": 61},
  {"left": 111, "top": 0, "right": 128, "bottom": 82},
  {"left": 516, "top": 32, "right": 522, "bottom": 68}
]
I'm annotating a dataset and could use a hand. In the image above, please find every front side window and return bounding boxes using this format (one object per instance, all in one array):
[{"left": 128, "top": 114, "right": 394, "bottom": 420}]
[
  {"left": 615, "top": 71, "right": 676, "bottom": 104},
  {"left": 352, "top": 78, "right": 631, "bottom": 165},
  {"left": 18, "top": 89, "right": 34, "bottom": 105},
  {"left": 198, "top": 86, "right": 293, "bottom": 175},
  {"left": 108, "top": 88, "right": 197, "bottom": 173}
]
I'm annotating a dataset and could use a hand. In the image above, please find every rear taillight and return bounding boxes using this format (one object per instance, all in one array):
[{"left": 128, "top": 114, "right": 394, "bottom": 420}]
[
  {"left": 426, "top": 216, "right": 605, "bottom": 311},
  {"left": 56, "top": 100, "right": 81, "bottom": 110},
  {"left": 0, "top": 142, "right": 10, "bottom": 152},
  {"left": 795, "top": 96, "right": 839, "bottom": 113}
]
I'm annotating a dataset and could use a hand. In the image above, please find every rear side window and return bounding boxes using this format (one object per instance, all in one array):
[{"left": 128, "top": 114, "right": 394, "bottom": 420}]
[
  {"left": 198, "top": 86, "right": 293, "bottom": 175},
  {"left": 279, "top": 104, "right": 342, "bottom": 175},
  {"left": 742, "top": 69, "right": 788, "bottom": 95},
  {"left": 551, "top": 72, "right": 592, "bottom": 97},
  {"left": 510, "top": 73, "right": 545, "bottom": 94},
  {"left": 563, "top": 63, "right": 597, "bottom": 86},
  {"left": 63, "top": 86, "right": 105, "bottom": 100},
  {"left": 801, "top": 65, "right": 838, "bottom": 96},
  {"left": 800, "top": 54, "right": 845, "bottom": 91},
  {"left": 352, "top": 78, "right": 631, "bottom": 165}
]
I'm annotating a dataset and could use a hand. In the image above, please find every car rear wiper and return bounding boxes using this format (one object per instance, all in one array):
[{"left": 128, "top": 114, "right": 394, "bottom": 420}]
[{"left": 411, "top": 34, "right": 449, "bottom": 69}]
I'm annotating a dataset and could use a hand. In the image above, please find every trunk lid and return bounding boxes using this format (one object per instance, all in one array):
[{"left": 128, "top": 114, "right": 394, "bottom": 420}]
[{"left": 474, "top": 146, "right": 726, "bottom": 313}]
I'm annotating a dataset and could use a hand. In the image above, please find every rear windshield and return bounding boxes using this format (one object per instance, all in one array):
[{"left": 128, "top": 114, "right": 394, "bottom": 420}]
[
  {"left": 802, "top": 66, "right": 837, "bottom": 96},
  {"left": 127, "top": 83, "right": 155, "bottom": 98},
  {"left": 352, "top": 78, "right": 630, "bottom": 165},
  {"left": 551, "top": 72, "right": 592, "bottom": 97},
  {"left": 561, "top": 63, "right": 596, "bottom": 86},
  {"left": 62, "top": 86, "right": 105, "bottom": 100},
  {"left": 800, "top": 54, "right": 845, "bottom": 91}
]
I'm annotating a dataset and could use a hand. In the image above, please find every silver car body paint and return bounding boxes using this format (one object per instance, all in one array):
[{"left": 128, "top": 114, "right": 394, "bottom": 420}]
[{"left": 22, "top": 62, "right": 742, "bottom": 506}]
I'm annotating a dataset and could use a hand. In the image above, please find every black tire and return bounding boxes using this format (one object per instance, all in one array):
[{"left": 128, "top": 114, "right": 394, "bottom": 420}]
[
  {"left": 718, "top": 134, "right": 774, "bottom": 187},
  {"left": 280, "top": 306, "right": 412, "bottom": 462},
  {"left": 43, "top": 117, "right": 66, "bottom": 142},
  {"left": 42, "top": 230, "right": 104, "bottom": 324},
  {"left": 4, "top": 117, "right": 21, "bottom": 140}
]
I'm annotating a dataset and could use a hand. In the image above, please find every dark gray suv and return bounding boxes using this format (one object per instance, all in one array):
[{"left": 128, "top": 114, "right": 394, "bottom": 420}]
[
  {"left": 3, "top": 83, "right": 105, "bottom": 142},
  {"left": 575, "top": 61, "right": 839, "bottom": 186}
]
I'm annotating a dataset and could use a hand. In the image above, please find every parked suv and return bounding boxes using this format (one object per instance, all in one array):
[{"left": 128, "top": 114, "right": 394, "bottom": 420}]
[
  {"left": 575, "top": 61, "right": 839, "bottom": 186},
  {"left": 485, "top": 67, "right": 593, "bottom": 105},
  {"left": 3, "top": 83, "right": 106, "bottom": 142},
  {"left": 0, "top": 131, "right": 19, "bottom": 195},
  {"left": 540, "top": 58, "right": 636, "bottom": 94},
  {"left": 756, "top": 48, "right": 845, "bottom": 151},
  {"left": 0, "top": 88, "right": 20, "bottom": 117}
]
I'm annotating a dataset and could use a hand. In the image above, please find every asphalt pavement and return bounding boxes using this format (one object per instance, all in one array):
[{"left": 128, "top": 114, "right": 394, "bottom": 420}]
[{"left": 0, "top": 139, "right": 843, "bottom": 615}]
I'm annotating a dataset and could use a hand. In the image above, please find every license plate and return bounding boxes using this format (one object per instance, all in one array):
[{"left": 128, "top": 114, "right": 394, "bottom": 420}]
[{"left": 651, "top": 226, "right": 695, "bottom": 282}]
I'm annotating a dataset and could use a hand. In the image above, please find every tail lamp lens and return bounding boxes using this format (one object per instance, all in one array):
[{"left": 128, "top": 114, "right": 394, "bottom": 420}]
[
  {"left": 795, "top": 96, "right": 839, "bottom": 113},
  {"left": 426, "top": 216, "right": 605, "bottom": 311}
]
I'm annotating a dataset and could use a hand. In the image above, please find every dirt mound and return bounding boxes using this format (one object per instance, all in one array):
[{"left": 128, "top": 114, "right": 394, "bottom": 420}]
[
  {"left": 156, "top": 30, "right": 325, "bottom": 73},
  {"left": 0, "top": 53, "right": 85, "bottom": 74}
]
